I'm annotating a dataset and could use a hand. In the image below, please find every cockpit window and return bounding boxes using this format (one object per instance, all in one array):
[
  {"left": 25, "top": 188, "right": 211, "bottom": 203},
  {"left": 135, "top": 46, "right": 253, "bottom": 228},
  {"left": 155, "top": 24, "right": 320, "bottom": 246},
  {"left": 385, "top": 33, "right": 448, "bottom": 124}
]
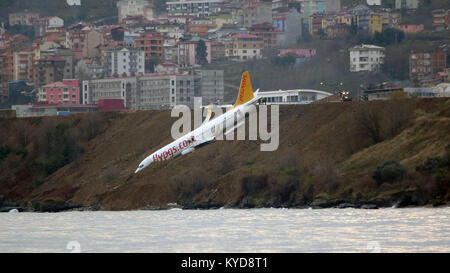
[{"left": 139, "top": 164, "right": 144, "bottom": 168}]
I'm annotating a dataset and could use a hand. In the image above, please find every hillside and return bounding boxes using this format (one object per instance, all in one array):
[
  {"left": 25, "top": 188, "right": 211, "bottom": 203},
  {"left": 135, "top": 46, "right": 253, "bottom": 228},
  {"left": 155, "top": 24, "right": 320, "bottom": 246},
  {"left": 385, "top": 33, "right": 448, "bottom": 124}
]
[{"left": 1, "top": 98, "right": 450, "bottom": 212}]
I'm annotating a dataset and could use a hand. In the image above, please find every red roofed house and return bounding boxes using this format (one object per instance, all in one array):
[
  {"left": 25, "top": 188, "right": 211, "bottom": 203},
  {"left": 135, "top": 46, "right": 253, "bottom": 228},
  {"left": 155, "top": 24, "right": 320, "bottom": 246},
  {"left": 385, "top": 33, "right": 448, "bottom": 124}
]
[{"left": 39, "top": 79, "right": 80, "bottom": 104}]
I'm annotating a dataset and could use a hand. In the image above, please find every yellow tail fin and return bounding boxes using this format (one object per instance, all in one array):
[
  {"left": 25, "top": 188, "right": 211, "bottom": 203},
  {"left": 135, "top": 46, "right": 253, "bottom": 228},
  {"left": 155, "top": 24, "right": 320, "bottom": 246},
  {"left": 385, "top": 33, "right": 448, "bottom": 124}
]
[{"left": 233, "top": 71, "right": 254, "bottom": 108}]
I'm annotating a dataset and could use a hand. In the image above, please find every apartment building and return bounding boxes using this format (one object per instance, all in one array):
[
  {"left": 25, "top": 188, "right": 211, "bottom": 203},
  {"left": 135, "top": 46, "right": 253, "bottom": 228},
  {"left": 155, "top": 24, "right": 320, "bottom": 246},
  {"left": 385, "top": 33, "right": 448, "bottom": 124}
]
[
  {"left": 103, "top": 47, "right": 145, "bottom": 76},
  {"left": 349, "top": 44, "right": 385, "bottom": 72}
]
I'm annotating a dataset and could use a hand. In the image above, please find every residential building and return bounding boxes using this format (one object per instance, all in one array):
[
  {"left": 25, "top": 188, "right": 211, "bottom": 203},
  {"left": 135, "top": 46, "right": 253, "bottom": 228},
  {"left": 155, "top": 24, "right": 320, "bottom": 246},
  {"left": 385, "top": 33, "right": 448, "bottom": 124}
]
[
  {"left": 272, "top": 9, "right": 303, "bottom": 46},
  {"left": 351, "top": 4, "right": 371, "bottom": 31},
  {"left": 308, "top": 13, "right": 327, "bottom": 35},
  {"left": 9, "top": 12, "right": 39, "bottom": 26},
  {"left": 188, "top": 19, "right": 216, "bottom": 37},
  {"left": 301, "top": 1, "right": 327, "bottom": 28},
  {"left": 279, "top": 48, "right": 317, "bottom": 59},
  {"left": 75, "top": 58, "right": 105, "bottom": 80},
  {"left": 33, "top": 58, "right": 66, "bottom": 89},
  {"left": 134, "top": 32, "right": 164, "bottom": 61},
  {"left": 369, "top": 13, "right": 383, "bottom": 35},
  {"left": 13, "top": 102, "right": 97, "bottom": 117},
  {"left": 117, "top": 0, "right": 155, "bottom": 24},
  {"left": 13, "top": 49, "right": 34, "bottom": 82},
  {"left": 209, "top": 13, "right": 233, "bottom": 29},
  {"left": 432, "top": 9, "right": 449, "bottom": 32},
  {"left": 409, "top": 48, "right": 447, "bottom": 80},
  {"left": 381, "top": 11, "right": 401, "bottom": 28},
  {"left": 243, "top": 1, "right": 272, "bottom": 29},
  {"left": 164, "top": 43, "right": 179, "bottom": 64},
  {"left": 326, "top": 0, "right": 341, "bottom": 13},
  {"left": 34, "top": 16, "right": 64, "bottom": 38},
  {"left": 364, "top": 85, "right": 450, "bottom": 101},
  {"left": 210, "top": 41, "right": 225, "bottom": 61},
  {"left": 83, "top": 29, "right": 104, "bottom": 58},
  {"left": 155, "top": 24, "right": 185, "bottom": 41},
  {"left": 395, "top": 0, "right": 419, "bottom": 10},
  {"left": 197, "top": 70, "right": 224, "bottom": 104},
  {"left": 224, "top": 34, "right": 264, "bottom": 61},
  {"left": 124, "top": 31, "right": 140, "bottom": 46},
  {"left": 396, "top": 24, "right": 424, "bottom": 34},
  {"left": 103, "top": 47, "right": 145, "bottom": 76},
  {"left": 40, "top": 47, "right": 75, "bottom": 80},
  {"left": 166, "top": 0, "right": 224, "bottom": 17},
  {"left": 155, "top": 62, "right": 179, "bottom": 74},
  {"left": 82, "top": 70, "right": 224, "bottom": 109},
  {"left": 177, "top": 41, "right": 197, "bottom": 67},
  {"left": 349, "top": 44, "right": 385, "bottom": 72},
  {"left": 38, "top": 79, "right": 80, "bottom": 104},
  {"left": 66, "top": 24, "right": 104, "bottom": 58},
  {"left": 249, "top": 22, "right": 280, "bottom": 48},
  {"left": 0, "top": 49, "right": 14, "bottom": 102},
  {"left": 82, "top": 77, "right": 138, "bottom": 109},
  {"left": 326, "top": 23, "right": 350, "bottom": 39}
]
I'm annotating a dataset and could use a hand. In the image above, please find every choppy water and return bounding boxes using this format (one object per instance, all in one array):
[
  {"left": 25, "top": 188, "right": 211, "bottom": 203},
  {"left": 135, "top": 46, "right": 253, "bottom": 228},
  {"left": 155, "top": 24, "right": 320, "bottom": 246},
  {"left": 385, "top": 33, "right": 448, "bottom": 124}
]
[{"left": 0, "top": 208, "right": 449, "bottom": 253}]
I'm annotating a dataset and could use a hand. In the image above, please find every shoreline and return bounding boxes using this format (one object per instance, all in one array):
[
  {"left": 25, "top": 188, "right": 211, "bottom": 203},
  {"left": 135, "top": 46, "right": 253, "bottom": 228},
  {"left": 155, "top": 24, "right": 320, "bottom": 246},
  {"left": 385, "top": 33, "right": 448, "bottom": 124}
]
[{"left": 1, "top": 199, "right": 449, "bottom": 213}]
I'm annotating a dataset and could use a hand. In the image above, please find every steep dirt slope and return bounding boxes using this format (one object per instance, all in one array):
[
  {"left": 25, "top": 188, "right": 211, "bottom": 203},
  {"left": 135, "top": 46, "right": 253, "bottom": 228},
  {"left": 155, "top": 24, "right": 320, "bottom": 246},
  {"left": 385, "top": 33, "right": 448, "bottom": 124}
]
[{"left": 1, "top": 98, "right": 449, "bottom": 211}]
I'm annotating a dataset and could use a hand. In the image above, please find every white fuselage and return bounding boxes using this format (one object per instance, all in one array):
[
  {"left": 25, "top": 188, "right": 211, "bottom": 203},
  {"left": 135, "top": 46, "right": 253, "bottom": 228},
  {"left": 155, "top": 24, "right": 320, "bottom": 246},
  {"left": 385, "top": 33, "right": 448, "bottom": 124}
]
[{"left": 135, "top": 95, "right": 259, "bottom": 173}]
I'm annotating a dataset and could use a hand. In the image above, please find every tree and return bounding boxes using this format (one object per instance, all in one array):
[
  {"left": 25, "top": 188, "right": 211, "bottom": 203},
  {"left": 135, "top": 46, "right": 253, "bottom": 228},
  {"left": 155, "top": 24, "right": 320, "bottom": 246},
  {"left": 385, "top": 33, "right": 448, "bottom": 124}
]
[
  {"left": 371, "top": 28, "right": 405, "bottom": 47},
  {"left": 350, "top": 17, "right": 358, "bottom": 36},
  {"left": 372, "top": 160, "right": 405, "bottom": 185},
  {"left": 196, "top": 39, "right": 208, "bottom": 65},
  {"left": 317, "top": 28, "right": 326, "bottom": 40},
  {"left": 298, "top": 27, "right": 312, "bottom": 43},
  {"left": 271, "top": 55, "right": 296, "bottom": 67},
  {"left": 145, "top": 59, "right": 159, "bottom": 73}
]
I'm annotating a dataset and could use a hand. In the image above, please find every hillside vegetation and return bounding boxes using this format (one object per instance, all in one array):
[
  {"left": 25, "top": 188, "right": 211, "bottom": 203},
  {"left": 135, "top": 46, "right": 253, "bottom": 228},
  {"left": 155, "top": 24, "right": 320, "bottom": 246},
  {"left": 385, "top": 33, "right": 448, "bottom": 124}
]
[{"left": 1, "top": 98, "right": 449, "bottom": 211}]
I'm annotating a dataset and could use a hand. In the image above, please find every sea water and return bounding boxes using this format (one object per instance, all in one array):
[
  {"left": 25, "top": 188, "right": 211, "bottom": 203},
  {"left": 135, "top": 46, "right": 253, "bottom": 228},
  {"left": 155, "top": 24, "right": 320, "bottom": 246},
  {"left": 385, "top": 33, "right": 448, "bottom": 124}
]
[{"left": 0, "top": 208, "right": 449, "bottom": 253}]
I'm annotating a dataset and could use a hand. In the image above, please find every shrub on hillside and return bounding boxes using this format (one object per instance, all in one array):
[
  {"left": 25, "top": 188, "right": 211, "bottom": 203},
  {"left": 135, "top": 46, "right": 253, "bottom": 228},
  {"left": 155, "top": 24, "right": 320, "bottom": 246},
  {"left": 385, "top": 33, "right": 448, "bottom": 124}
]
[
  {"left": 241, "top": 175, "right": 269, "bottom": 195},
  {"left": 372, "top": 160, "right": 405, "bottom": 185},
  {"left": 416, "top": 157, "right": 441, "bottom": 176},
  {"left": 0, "top": 145, "right": 11, "bottom": 162}
]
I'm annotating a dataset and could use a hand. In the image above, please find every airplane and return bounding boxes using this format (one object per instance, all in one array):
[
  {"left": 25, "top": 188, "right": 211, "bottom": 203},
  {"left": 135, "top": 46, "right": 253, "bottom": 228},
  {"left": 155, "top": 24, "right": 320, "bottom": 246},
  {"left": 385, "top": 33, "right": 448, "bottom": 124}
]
[{"left": 134, "top": 71, "right": 260, "bottom": 174}]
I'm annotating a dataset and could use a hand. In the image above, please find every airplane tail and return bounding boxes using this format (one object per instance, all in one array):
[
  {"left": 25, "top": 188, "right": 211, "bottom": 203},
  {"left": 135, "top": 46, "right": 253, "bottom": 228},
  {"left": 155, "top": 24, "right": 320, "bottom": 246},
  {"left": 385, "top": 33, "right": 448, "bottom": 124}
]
[{"left": 233, "top": 71, "right": 254, "bottom": 108}]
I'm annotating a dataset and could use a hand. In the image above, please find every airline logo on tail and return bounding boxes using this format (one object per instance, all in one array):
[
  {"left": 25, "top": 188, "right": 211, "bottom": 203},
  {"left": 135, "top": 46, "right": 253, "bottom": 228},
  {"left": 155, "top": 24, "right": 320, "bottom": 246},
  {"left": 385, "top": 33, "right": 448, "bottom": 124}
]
[{"left": 233, "top": 71, "right": 254, "bottom": 108}]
